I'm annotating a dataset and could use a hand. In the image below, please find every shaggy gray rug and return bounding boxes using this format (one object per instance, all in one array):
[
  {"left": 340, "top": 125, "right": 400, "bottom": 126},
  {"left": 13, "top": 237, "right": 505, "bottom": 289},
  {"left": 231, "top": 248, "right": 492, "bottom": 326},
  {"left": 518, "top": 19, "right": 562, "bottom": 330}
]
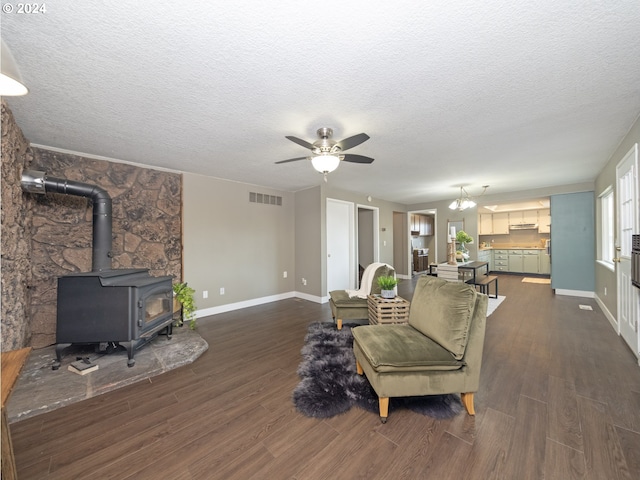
[{"left": 292, "top": 322, "right": 463, "bottom": 419}]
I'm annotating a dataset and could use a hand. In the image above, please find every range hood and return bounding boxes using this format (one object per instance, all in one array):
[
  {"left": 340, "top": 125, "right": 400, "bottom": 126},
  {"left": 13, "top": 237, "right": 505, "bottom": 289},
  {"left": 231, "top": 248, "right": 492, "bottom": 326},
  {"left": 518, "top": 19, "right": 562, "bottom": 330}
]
[{"left": 509, "top": 223, "right": 538, "bottom": 230}]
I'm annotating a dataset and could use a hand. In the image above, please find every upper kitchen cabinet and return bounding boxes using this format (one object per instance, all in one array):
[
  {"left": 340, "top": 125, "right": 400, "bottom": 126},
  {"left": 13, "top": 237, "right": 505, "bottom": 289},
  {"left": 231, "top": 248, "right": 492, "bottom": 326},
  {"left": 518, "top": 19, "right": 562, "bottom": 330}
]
[
  {"left": 420, "top": 215, "right": 433, "bottom": 235},
  {"left": 492, "top": 212, "right": 510, "bottom": 234},
  {"left": 410, "top": 214, "right": 433, "bottom": 236},
  {"left": 478, "top": 212, "right": 509, "bottom": 234},
  {"left": 479, "top": 214, "right": 493, "bottom": 235},
  {"left": 509, "top": 210, "right": 538, "bottom": 225},
  {"left": 538, "top": 209, "right": 551, "bottom": 233}
]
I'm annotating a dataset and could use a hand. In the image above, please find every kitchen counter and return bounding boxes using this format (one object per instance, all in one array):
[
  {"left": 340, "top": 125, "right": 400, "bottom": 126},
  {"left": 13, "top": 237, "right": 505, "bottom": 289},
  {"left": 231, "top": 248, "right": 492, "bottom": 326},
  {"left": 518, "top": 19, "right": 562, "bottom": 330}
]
[{"left": 479, "top": 245, "right": 545, "bottom": 250}]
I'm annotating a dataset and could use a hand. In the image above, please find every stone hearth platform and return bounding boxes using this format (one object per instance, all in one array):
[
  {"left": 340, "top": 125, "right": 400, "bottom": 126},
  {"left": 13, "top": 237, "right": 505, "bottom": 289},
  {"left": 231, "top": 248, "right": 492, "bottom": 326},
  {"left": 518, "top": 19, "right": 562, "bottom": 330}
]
[{"left": 7, "top": 326, "right": 208, "bottom": 423}]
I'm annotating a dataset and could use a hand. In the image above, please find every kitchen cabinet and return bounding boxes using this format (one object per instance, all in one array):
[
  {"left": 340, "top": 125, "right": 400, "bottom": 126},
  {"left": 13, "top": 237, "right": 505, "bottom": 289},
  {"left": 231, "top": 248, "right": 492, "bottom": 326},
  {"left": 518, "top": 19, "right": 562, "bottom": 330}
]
[
  {"left": 508, "top": 250, "right": 524, "bottom": 272},
  {"left": 413, "top": 251, "right": 429, "bottom": 272},
  {"left": 410, "top": 214, "right": 433, "bottom": 235},
  {"left": 538, "top": 209, "right": 551, "bottom": 233},
  {"left": 410, "top": 214, "right": 419, "bottom": 232},
  {"left": 492, "top": 249, "right": 509, "bottom": 272},
  {"left": 509, "top": 210, "right": 538, "bottom": 225},
  {"left": 420, "top": 215, "right": 433, "bottom": 235},
  {"left": 492, "top": 213, "right": 510, "bottom": 234},
  {"left": 509, "top": 211, "right": 523, "bottom": 225},
  {"left": 539, "top": 252, "right": 550, "bottom": 274},
  {"left": 523, "top": 250, "right": 540, "bottom": 273},
  {"left": 479, "top": 214, "right": 493, "bottom": 235},
  {"left": 478, "top": 249, "right": 492, "bottom": 270},
  {"left": 501, "top": 249, "right": 542, "bottom": 273},
  {"left": 494, "top": 249, "right": 542, "bottom": 273}
]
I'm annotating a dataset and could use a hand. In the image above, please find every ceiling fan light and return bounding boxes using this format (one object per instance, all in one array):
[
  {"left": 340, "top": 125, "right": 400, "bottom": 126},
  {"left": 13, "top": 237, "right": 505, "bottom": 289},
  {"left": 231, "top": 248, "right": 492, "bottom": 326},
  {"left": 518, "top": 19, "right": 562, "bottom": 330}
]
[
  {"left": 311, "top": 155, "right": 340, "bottom": 173},
  {"left": 0, "top": 40, "right": 29, "bottom": 96}
]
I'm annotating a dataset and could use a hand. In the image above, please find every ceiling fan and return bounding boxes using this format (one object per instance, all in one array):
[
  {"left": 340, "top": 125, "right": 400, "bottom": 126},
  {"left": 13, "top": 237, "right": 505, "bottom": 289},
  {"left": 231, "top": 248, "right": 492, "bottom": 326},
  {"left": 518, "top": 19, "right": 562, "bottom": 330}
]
[{"left": 276, "top": 127, "right": 374, "bottom": 180}]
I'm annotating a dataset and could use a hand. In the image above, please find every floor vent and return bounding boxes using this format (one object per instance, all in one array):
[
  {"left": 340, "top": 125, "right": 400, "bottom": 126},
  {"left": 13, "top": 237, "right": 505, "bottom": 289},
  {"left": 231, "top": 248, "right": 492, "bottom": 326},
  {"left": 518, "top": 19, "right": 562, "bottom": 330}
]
[
  {"left": 249, "top": 192, "right": 282, "bottom": 206},
  {"left": 579, "top": 304, "right": 593, "bottom": 310}
]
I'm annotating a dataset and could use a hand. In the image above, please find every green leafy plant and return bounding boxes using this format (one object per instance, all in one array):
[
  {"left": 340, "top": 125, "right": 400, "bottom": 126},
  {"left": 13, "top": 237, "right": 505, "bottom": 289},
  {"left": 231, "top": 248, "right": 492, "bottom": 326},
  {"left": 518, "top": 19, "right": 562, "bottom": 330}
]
[
  {"left": 173, "top": 282, "right": 197, "bottom": 329},
  {"left": 377, "top": 275, "right": 398, "bottom": 290},
  {"left": 456, "top": 230, "right": 473, "bottom": 245}
]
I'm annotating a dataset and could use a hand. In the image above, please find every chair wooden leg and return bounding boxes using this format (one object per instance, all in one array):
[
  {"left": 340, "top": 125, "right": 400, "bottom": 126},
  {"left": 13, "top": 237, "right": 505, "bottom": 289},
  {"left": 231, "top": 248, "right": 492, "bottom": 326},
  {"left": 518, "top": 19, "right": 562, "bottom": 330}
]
[
  {"left": 379, "top": 397, "right": 389, "bottom": 423},
  {"left": 356, "top": 359, "right": 363, "bottom": 375},
  {"left": 461, "top": 392, "right": 475, "bottom": 415},
  {"left": 337, "top": 319, "right": 342, "bottom": 330}
]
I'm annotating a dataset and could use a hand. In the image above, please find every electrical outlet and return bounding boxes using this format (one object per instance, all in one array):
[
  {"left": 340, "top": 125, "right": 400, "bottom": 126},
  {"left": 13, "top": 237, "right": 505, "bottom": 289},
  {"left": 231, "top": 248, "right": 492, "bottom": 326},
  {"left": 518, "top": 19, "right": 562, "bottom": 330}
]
[
  {"left": 283, "top": 271, "right": 287, "bottom": 278},
  {"left": 203, "top": 290, "right": 208, "bottom": 299},
  {"left": 302, "top": 278, "right": 307, "bottom": 286},
  {"left": 604, "top": 287, "right": 607, "bottom": 296},
  {"left": 220, "top": 287, "right": 225, "bottom": 295}
]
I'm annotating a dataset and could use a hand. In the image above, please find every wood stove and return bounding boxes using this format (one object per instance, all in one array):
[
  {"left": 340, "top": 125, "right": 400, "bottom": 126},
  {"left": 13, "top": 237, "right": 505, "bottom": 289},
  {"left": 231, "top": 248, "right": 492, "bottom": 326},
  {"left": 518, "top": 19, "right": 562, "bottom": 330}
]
[
  {"left": 21, "top": 170, "right": 175, "bottom": 368},
  {"left": 56, "top": 269, "right": 173, "bottom": 367}
]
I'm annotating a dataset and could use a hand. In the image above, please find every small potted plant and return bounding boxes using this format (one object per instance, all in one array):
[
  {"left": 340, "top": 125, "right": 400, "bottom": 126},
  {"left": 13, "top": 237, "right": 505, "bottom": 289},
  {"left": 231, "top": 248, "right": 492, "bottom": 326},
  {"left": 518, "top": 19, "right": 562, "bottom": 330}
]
[
  {"left": 377, "top": 275, "right": 398, "bottom": 299},
  {"left": 173, "top": 282, "right": 197, "bottom": 329}
]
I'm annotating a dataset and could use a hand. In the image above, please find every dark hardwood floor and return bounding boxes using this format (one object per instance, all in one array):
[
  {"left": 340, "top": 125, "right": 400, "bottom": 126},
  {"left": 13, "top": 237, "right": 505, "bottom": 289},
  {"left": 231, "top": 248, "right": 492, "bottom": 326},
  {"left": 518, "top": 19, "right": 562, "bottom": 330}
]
[{"left": 10, "top": 275, "right": 640, "bottom": 479}]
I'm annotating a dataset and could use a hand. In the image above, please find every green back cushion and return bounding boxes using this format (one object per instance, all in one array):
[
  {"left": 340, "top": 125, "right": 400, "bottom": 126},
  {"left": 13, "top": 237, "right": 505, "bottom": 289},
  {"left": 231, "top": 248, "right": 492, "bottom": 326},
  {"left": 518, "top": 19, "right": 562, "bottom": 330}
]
[
  {"left": 408, "top": 276, "right": 477, "bottom": 360},
  {"left": 370, "top": 265, "right": 395, "bottom": 295}
]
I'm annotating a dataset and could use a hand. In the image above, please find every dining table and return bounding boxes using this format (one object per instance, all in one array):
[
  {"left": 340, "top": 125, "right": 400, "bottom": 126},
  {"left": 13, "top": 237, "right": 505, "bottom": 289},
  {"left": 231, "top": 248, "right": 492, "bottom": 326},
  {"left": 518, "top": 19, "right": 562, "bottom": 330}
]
[{"left": 456, "top": 260, "right": 489, "bottom": 284}]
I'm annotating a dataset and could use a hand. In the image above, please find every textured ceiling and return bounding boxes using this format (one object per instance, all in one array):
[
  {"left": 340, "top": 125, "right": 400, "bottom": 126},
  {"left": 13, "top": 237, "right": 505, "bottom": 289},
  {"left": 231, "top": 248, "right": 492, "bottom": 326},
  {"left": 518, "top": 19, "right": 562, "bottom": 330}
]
[{"left": 3, "top": 1, "right": 640, "bottom": 205}]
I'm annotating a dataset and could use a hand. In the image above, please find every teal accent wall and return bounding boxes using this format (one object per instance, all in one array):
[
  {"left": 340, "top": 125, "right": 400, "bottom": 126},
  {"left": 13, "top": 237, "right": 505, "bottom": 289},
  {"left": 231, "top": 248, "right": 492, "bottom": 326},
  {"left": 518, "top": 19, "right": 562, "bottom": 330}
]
[{"left": 550, "top": 191, "right": 595, "bottom": 292}]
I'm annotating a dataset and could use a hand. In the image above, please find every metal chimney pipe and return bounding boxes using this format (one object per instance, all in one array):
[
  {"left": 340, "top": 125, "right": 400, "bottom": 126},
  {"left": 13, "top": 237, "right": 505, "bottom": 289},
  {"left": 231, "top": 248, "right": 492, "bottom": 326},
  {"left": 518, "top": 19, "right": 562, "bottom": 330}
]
[{"left": 21, "top": 170, "right": 113, "bottom": 271}]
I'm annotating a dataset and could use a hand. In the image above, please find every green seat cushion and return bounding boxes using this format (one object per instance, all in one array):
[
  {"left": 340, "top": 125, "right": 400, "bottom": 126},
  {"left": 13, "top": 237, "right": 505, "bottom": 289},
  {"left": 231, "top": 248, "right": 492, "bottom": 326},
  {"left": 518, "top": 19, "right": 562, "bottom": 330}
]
[
  {"left": 408, "top": 276, "right": 477, "bottom": 360},
  {"left": 329, "top": 290, "right": 368, "bottom": 307},
  {"left": 352, "top": 324, "right": 465, "bottom": 373}
]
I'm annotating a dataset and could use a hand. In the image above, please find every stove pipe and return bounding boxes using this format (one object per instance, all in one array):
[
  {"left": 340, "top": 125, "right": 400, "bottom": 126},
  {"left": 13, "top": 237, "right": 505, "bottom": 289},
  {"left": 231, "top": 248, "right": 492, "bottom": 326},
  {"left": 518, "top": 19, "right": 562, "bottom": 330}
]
[{"left": 21, "top": 170, "right": 113, "bottom": 271}]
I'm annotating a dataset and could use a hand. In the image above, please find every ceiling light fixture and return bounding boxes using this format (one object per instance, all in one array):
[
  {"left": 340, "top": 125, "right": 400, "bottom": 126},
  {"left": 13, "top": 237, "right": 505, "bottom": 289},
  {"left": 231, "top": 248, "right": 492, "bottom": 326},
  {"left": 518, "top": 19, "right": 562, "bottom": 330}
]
[
  {"left": 0, "top": 40, "right": 29, "bottom": 96},
  {"left": 449, "top": 185, "right": 489, "bottom": 211},
  {"left": 311, "top": 154, "right": 341, "bottom": 182}
]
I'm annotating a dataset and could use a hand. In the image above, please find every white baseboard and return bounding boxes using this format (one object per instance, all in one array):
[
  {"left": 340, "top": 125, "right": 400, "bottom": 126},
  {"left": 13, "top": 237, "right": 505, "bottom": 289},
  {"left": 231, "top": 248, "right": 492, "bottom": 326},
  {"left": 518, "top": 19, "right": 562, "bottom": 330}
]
[
  {"left": 594, "top": 294, "right": 619, "bottom": 333},
  {"left": 294, "top": 291, "right": 327, "bottom": 304},
  {"left": 554, "top": 289, "right": 595, "bottom": 298},
  {"left": 194, "top": 290, "right": 326, "bottom": 319}
]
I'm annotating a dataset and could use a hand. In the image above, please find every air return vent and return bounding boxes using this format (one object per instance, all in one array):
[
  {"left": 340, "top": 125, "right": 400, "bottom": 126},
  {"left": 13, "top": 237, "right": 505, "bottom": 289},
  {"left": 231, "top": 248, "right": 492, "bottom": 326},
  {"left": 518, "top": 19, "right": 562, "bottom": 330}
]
[{"left": 249, "top": 192, "right": 282, "bottom": 206}]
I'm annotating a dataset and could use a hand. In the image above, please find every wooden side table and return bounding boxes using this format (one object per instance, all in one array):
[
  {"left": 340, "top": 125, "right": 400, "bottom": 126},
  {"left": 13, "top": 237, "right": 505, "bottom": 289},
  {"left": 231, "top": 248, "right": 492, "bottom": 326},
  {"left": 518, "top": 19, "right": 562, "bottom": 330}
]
[
  {"left": 367, "top": 295, "right": 410, "bottom": 325},
  {"left": 2, "top": 347, "right": 31, "bottom": 480}
]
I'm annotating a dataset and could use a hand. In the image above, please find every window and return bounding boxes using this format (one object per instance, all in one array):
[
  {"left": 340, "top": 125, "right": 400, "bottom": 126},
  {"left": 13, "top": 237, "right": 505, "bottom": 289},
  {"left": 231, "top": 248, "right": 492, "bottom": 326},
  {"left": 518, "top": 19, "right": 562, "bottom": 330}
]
[{"left": 599, "top": 187, "right": 614, "bottom": 266}]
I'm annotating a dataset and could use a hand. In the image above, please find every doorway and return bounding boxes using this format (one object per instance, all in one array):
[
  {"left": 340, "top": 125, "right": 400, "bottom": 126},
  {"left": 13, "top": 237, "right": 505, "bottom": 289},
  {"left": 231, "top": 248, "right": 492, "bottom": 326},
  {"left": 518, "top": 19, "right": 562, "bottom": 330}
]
[
  {"left": 357, "top": 205, "right": 379, "bottom": 287},
  {"left": 616, "top": 143, "right": 639, "bottom": 361},
  {"left": 326, "top": 198, "right": 355, "bottom": 292},
  {"left": 407, "top": 209, "right": 437, "bottom": 276}
]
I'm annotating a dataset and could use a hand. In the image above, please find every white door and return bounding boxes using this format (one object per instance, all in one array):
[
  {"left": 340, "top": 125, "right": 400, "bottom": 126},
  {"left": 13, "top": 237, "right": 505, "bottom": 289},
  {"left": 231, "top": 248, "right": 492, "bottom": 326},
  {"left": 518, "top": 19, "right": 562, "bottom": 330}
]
[
  {"left": 327, "top": 199, "right": 355, "bottom": 292},
  {"left": 616, "top": 143, "right": 639, "bottom": 360}
]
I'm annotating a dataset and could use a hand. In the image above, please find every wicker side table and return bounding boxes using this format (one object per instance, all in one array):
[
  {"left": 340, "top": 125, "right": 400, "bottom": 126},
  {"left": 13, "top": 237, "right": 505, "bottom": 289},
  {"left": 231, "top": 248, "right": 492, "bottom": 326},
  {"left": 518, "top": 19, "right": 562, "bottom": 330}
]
[{"left": 367, "top": 295, "right": 410, "bottom": 325}]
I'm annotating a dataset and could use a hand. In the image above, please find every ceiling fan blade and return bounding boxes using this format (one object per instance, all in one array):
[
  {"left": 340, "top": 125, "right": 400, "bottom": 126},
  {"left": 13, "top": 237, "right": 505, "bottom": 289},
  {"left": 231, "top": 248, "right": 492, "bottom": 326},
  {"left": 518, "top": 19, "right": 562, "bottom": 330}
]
[
  {"left": 342, "top": 153, "right": 374, "bottom": 164},
  {"left": 285, "top": 136, "right": 314, "bottom": 150},
  {"left": 275, "top": 156, "right": 308, "bottom": 164},
  {"left": 336, "top": 133, "right": 369, "bottom": 151}
]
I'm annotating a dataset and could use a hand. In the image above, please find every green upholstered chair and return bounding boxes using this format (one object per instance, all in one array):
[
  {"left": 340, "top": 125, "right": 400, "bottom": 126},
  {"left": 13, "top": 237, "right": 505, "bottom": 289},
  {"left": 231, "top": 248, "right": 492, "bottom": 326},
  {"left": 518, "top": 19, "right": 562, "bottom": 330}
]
[
  {"left": 352, "top": 275, "right": 488, "bottom": 423},
  {"left": 329, "top": 264, "right": 395, "bottom": 330}
]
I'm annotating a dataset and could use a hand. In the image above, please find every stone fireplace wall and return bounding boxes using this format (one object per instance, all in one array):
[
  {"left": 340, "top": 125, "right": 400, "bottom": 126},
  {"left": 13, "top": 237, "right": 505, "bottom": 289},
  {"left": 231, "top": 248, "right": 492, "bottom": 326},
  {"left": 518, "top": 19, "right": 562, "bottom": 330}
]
[
  {"left": 1, "top": 102, "right": 183, "bottom": 350},
  {"left": 1, "top": 100, "right": 33, "bottom": 351}
]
